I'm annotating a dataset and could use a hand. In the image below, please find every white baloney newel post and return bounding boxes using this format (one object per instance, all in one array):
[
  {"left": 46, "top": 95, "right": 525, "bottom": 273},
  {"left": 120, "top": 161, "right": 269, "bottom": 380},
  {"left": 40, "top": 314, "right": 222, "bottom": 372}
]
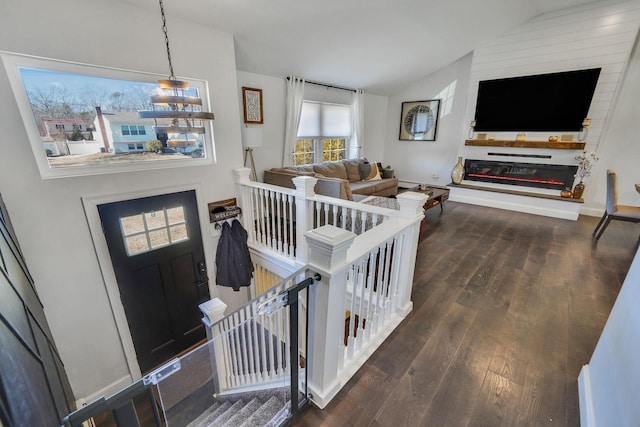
[
  {"left": 292, "top": 175, "right": 317, "bottom": 264},
  {"left": 198, "top": 298, "right": 228, "bottom": 392},
  {"left": 394, "top": 191, "right": 426, "bottom": 315},
  {"left": 304, "top": 225, "right": 355, "bottom": 408}
]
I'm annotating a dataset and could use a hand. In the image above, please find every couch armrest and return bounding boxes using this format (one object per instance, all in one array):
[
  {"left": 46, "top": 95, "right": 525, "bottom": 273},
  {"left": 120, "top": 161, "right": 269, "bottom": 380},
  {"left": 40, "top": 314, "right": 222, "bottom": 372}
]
[
  {"left": 315, "top": 176, "right": 353, "bottom": 200},
  {"left": 263, "top": 169, "right": 297, "bottom": 189},
  {"left": 263, "top": 169, "right": 352, "bottom": 200}
]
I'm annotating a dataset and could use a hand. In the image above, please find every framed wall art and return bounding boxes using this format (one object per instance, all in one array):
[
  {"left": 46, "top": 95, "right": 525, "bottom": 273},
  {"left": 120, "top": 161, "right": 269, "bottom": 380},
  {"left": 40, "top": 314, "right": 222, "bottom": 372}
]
[
  {"left": 242, "top": 86, "right": 263, "bottom": 124},
  {"left": 398, "top": 99, "right": 440, "bottom": 141}
]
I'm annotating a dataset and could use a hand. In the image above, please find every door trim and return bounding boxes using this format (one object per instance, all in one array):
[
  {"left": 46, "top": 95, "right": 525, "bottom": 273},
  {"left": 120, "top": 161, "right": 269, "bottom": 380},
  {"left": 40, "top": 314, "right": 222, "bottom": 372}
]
[{"left": 82, "top": 183, "right": 212, "bottom": 382}]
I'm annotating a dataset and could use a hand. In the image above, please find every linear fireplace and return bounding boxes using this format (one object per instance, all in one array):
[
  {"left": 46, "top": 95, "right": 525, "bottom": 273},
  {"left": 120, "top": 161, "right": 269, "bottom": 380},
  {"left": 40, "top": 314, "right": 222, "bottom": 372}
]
[{"left": 463, "top": 159, "right": 578, "bottom": 190}]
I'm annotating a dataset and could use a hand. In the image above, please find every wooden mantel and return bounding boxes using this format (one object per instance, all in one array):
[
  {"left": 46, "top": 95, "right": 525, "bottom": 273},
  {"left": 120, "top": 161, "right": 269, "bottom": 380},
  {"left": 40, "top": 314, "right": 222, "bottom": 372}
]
[{"left": 465, "top": 139, "right": 585, "bottom": 150}]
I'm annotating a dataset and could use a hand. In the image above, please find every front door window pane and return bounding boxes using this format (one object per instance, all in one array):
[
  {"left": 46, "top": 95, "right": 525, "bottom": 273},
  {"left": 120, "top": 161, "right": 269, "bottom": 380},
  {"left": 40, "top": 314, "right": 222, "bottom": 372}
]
[
  {"left": 120, "top": 206, "right": 189, "bottom": 256},
  {"left": 145, "top": 211, "right": 166, "bottom": 229},
  {"left": 125, "top": 234, "right": 149, "bottom": 255},
  {"left": 148, "top": 229, "right": 170, "bottom": 250}
]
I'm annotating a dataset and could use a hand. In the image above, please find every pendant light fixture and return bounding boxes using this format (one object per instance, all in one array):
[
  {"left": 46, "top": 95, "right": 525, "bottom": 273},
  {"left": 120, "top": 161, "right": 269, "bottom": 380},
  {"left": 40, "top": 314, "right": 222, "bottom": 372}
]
[{"left": 138, "top": 0, "right": 214, "bottom": 147}]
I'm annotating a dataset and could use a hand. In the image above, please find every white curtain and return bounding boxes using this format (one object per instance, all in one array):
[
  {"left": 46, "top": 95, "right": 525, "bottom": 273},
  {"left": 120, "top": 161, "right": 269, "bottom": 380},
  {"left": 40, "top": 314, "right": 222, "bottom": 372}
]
[
  {"left": 283, "top": 76, "right": 305, "bottom": 166},
  {"left": 351, "top": 89, "right": 365, "bottom": 158}
]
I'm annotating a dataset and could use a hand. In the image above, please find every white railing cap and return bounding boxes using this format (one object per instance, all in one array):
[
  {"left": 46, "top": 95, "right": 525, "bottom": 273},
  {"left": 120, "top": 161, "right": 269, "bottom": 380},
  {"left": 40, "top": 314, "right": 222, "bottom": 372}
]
[{"left": 199, "top": 297, "right": 228, "bottom": 324}]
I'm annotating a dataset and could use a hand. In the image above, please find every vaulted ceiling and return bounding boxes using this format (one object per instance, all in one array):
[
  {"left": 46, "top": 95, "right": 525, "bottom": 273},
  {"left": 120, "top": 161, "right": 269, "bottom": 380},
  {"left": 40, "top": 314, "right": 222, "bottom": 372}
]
[{"left": 117, "top": 0, "right": 605, "bottom": 95}]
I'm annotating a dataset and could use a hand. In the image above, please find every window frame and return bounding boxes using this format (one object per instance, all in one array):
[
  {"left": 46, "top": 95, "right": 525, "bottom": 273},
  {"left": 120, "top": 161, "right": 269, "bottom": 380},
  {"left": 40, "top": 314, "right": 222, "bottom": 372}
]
[
  {"left": 294, "top": 101, "right": 351, "bottom": 165},
  {"left": 1, "top": 52, "right": 216, "bottom": 179},
  {"left": 293, "top": 137, "right": 347, "bottom": 165}
]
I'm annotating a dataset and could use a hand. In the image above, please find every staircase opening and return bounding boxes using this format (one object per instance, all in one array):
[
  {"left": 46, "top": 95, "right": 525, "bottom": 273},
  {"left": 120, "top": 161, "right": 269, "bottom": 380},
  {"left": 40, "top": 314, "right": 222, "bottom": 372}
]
[{"left": 62, "top": 269, "right": 318, "bottom": 427}]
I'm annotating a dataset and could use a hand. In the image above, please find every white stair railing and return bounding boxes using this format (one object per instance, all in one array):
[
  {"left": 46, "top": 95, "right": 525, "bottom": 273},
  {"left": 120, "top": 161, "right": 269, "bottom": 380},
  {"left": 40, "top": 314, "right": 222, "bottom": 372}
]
[
  {"left": 232, "top": 167, "right": 426, "bottom": 409},
  {"left": 206, "top": 268, "right": 309, "bottom": 394},
  {"left": 234, "top": 168, "right": 400, "bottom": 265},
  {"left": 304, "top": 193, "right": 425, "bottom": 409}
]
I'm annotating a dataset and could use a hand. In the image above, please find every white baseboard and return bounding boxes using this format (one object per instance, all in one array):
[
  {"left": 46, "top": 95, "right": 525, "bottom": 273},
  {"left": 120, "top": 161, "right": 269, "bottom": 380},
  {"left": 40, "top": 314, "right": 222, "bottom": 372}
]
[
  {"left": 578, "top": 364, "right": 595, "bottom": 427},
  {"left": 308, "top": 313, "right": 407, "bottom": 409},
  {"left": 579, "top": 207, "right": 604, "bottom": 218},
  {"left": 398, "top": 301, "right": 413, "bottom": 317},
  {"left": 308, "top": 379, "right": 342, "bottom": 409},
  {"left": 449, "top": 186, "right": 581, "bottom": 220}
]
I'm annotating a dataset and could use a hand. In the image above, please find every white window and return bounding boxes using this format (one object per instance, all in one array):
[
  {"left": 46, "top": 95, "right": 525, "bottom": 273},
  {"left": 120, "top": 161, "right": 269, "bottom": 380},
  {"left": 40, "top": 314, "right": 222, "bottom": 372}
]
[
  {"left": 293, "top": 101, "right": 351, "bottom": 165},
  {"left": 2, "top": 52, "right": 215, "bottom": 179},
  {"left": 121, "top": 125, "right": 146, "bottom": 137}
]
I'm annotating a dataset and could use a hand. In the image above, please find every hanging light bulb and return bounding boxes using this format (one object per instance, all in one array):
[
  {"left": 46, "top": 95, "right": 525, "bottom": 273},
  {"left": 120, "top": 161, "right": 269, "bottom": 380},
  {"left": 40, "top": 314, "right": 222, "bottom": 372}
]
[{"left": 138, "top": 0, "right": 214, "bottom": 146}]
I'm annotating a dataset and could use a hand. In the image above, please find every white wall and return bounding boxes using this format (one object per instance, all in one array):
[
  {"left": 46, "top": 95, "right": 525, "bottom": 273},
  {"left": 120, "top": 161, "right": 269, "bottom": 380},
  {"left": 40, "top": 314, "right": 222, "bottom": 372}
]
[
  {"left": 588, "top": 30, "right": 640, "bottom": 213},
  {"left": 579, "top": 246, "right": 640, "bottom": 426},
  {"left": 458, "top": 0, "right": 640, "bottom": 214},
  {"left": 384, "top": 0, "right": 640, "bottom": 214},
  {"left": 237, "top": 71, "right": 286, "bottom": 180},
  {"left": 362, "top": 93, "right": 389, "bottom": 163},
  {"left": 236, "top": 71, "right": 388, "bottom": 171},
  {"left": 0, "top": 0, "right": 247, "bottom": 400},
  {"left": 384, "top": 53, "right": 474, "bottom": 186}
]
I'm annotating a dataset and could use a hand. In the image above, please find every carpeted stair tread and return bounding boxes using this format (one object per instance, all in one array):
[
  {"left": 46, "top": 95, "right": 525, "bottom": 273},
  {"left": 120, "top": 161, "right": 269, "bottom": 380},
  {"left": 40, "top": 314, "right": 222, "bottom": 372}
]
[
  {"left": 221, "top": 397, "right": 263, "bottom": 427},
  {"left": 239, "top": 395, "right": 287, "bottom": 427},
  {"left": 185, "top": 401, "right": 222, "bottom": 427},
  {"left": 210, "top": 399, "right": 246, "bottom": 425},
  {"left": 193, "top": 400, "right": 232, "bottom": 427}
]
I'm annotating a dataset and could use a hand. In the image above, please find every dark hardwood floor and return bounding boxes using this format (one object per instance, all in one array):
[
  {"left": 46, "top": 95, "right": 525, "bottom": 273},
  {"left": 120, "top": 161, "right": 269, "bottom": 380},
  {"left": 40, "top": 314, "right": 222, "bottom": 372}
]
[{"left": 291, "top": 201, "right": 639, "bottom": 427}]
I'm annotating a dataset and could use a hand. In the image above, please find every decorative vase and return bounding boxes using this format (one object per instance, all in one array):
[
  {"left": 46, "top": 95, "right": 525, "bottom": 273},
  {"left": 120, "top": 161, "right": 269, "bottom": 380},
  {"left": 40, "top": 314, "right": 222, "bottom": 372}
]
[
  {"left": 572, "top": 181, "right": 585, "bottom": 199},
  {"left": 451, "top": 156, "right": 464, "bottom": 184}
]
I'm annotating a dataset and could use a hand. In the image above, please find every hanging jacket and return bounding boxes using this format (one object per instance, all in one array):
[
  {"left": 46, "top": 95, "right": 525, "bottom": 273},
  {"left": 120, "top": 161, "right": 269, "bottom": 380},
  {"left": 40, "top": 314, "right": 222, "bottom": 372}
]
[{"left": 215, "top": 219, "right": 254, "bottom": 291}]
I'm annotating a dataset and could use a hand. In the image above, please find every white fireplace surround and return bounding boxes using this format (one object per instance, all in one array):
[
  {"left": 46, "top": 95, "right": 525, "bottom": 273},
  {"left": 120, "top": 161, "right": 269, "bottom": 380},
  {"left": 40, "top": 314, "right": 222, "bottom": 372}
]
[
  {"left": 452, "top": 2, "right": 640, "bottom": 221},
  {"left": 448, "top": 182, "right": 582, "bottom": 220}
]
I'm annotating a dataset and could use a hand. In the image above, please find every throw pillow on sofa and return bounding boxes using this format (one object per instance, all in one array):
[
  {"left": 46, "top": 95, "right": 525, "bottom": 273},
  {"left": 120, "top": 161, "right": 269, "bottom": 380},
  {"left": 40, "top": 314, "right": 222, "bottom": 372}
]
[
  {"left": 358, "top": 162, "right": 381, "bottom": 181},
  {"left": 343, "top": 158, "right": 367, "bottom": 182}
]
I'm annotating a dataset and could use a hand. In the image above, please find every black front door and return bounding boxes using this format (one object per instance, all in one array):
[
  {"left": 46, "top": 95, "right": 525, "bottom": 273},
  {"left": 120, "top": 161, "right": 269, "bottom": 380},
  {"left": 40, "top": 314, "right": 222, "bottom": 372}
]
[{"left": 98, "top": 190, "right": 209, "bottom": 373}]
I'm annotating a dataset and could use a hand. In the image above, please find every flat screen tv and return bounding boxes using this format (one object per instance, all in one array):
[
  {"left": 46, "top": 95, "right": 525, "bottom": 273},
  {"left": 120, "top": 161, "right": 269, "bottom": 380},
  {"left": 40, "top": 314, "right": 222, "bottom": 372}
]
[{"left": 473, "top": 68, "right": 601, "bottom": 132}]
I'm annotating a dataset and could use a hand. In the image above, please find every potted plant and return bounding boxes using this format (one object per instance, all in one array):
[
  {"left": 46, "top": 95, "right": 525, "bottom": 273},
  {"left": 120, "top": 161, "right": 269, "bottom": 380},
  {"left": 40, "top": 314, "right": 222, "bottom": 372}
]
[
  {"left": 573, "top": 151, "right": 598, "bottom": 199},
  {"left": 382, "top": 165, "right": 395, "bottom": 179}
]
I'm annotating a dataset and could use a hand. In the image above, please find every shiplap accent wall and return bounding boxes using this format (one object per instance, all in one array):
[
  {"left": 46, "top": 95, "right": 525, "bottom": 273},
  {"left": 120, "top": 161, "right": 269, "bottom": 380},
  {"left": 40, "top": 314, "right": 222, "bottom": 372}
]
[{"left": 461, "top": 0, "right": 640, "bottom": 158}]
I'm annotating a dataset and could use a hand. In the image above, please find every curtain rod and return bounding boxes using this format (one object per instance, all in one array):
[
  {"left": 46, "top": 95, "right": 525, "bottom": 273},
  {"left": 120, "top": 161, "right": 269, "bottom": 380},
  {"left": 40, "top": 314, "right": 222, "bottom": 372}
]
[{"left": 287, "top": 77, "right": 357, "bottom": 93}]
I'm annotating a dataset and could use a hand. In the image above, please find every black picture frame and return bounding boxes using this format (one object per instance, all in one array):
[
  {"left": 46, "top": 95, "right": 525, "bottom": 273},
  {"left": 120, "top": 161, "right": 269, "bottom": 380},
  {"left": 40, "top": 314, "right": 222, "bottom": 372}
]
[{"left": 399, "top": 99, "right": 440, "bottom": 141}]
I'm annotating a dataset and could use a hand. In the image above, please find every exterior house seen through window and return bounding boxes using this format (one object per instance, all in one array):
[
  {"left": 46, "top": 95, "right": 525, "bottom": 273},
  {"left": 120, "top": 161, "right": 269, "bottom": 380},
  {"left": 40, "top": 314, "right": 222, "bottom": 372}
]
[
  {"left": 293, "top": 101, "right": 351, "bottom": 165},
  {"left": 2, "top": 53, "right": 214, "bottom": 179}
]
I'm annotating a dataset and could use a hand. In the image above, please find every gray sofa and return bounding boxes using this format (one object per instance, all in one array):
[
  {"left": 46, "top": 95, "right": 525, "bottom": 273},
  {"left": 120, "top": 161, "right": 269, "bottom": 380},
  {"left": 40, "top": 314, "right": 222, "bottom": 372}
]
[{"left": 263, "top": 158, "right": 398, "bottom": 201}]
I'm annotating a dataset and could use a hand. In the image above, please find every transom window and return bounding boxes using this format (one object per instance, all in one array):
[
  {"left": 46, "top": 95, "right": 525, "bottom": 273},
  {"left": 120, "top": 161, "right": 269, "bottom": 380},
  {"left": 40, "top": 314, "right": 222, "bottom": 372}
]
[
  {"left": 120, "top": 206, "right": 189, "bottom": 256},
  {"left": 2, "top": 52, "right": 215, "bottom": 179},
  {"left": 293, "top": 101, "right": 351, "bottom": 165}
]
